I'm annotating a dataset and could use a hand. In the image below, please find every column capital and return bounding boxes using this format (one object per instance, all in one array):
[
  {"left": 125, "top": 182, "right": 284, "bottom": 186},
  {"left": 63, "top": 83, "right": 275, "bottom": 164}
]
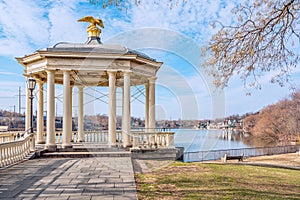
[
  {"left": 62, "top": 70, "right": 71, "bottom": 74},
  {"left": 148, "top": 77, "right": 157, "bottom": 83},
  {"left": 37, "top": 79, "right": 45, "bottom": 85},
  {"left": 77, "top": 85, "right": 84, "bottom": 89},
  {"left": 123, "top": 70, "right": 132, "bottom": 75},
  {"left": 45, "top": 69, "right": 56, "bottom": 74},
  {"left": 107, "top": 70, "right": 118, "bottom": 75},
  {"left": 24, "top": 73, "right": 30, "bottom": 78}
]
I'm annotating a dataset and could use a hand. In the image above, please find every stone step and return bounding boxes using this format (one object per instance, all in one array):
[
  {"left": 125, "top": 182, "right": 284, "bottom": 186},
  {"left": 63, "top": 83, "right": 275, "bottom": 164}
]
[
  {"left": 41, "top": 151, "right": 132, "bottom": 158},
  {"left": 57, "top": 147, "right": 125, "bottom": 152},
  {"left": 131, "top": 148, "right": 179, "bottom": 160},
  {"left": 37, "top": 143, "right": 128, "bottom": 152}
]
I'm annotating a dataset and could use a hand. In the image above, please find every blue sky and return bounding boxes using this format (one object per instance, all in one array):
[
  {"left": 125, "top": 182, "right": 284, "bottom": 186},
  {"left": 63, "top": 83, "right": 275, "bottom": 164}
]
[{"left": 0, "top": 0, "right": 299, "bottom": 120}]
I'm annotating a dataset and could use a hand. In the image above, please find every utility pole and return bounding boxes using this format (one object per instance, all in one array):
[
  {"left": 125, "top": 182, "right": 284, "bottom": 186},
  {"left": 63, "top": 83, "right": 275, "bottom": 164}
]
[
  {"left": 18, "top": 87, "right": 25, "bottom": 115},
  {"left": 19, "top": 87, "right": 21, "bottom": 115},
  {"left": 9, "top": 105, "right": 16, "bottom": 116}
]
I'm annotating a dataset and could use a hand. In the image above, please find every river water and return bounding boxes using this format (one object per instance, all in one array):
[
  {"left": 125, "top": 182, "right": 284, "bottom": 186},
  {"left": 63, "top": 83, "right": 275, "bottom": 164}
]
[{"left": 174, "top": 129, "right": 252, "bottom": 152}]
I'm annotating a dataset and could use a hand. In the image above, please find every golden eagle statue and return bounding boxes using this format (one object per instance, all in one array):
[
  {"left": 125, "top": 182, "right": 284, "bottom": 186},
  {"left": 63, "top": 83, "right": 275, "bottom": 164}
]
[
  {"left": 78, "top": 16, "right": 104, "bottom": 38},
  {"left": 78, "top": 16, "right": 104, "bottom": 29}
]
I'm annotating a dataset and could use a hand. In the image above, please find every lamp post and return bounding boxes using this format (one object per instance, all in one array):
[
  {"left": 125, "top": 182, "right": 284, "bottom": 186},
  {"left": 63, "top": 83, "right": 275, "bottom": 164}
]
[{"left": 27, "top": 74, "right": 36, "bottom": 134}]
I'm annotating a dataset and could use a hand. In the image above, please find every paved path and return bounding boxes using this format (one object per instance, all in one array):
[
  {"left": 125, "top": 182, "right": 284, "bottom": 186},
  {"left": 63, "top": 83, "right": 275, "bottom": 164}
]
[{"left": 0, "top": 157, "right": 137, "bottom": 200}]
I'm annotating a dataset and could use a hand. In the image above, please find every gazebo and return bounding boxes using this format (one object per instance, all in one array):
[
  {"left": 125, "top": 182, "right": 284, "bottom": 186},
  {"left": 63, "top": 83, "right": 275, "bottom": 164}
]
[{"left": 16, "top": 17, "right": 163, "bottom": 151}]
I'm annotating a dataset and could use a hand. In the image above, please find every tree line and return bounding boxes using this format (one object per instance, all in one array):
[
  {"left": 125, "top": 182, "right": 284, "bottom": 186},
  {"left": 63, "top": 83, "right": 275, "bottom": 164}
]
[{"left": 243, "top": 90, "right": 300, "bottom": 145}]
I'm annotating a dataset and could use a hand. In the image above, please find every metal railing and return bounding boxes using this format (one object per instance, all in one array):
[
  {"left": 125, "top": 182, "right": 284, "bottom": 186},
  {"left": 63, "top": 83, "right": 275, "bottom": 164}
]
[
  {"left": 184, "top": 145, "right": 300, "bottom": 162},
  {"left": 0, "top": 131, "right": 35, "bottom": 168}
]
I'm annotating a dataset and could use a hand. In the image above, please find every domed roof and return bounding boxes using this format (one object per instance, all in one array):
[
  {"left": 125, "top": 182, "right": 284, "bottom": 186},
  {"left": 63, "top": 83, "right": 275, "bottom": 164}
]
[{"left": 44, "top": 38, "right": 155, "bottom": 61}]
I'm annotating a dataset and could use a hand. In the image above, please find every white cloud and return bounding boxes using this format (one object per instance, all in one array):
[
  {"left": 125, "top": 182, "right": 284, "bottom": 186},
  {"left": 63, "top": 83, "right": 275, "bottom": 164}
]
[
  {"left": 48, "top": 0, "right": 86, "bottom": 44},
  {"left": 0, "top": 0, "right": 296, "bottom": 120},
  {"left": 0, "top": 0, "right": 239, "bottom": 56},
  {"left": 0, "top": 71, "right": 17, "bottom": 75},
  {"left": 0, "top": 0, "right": 88, "bottom": 57},
  {"left": 0, "top": 0, "right": 50, "bottom": 56},
  {"left": 118, "top": 0, "right": 239, "bottom": 43}
]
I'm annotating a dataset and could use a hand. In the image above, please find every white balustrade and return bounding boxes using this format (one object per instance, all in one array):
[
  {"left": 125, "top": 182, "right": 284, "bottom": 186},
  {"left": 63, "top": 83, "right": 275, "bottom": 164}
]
[
  {"left": 0, "top": 132, "right": 26, "bottom": 143},
  {"left": 0, "top": 134, "right": 34, "bottom": 168},
  {"left": 56, "top": 132, "right": 63, "bottom": 143},
  {"left": 132, "top": 131, "right": 175, "bottom": 149},
  {"left": 44, "top": 130, "right": 175, "bottom": 149},
  {"left": 83, "top": 131, "right": 109, "bottom": 143},
  {"left": 116, "top": 131, "right": 122, "bottom": 143}
]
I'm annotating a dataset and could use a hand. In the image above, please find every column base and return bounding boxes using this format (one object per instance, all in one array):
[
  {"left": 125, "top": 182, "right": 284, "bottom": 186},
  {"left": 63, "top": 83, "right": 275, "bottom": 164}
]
[
  {"left": 62, "top": 143, "right": 73, "bottom": 149},
  {"left": 45, "top": 144, "right": 57, "bottom": 151},
  {"left": 130, "top": 147, "right": 140, "bottom": 151},
  {"left": 36, "top": 140, "right": 46, "bottom": 144},
  {"left": 123, "top": 143, "right": 132, "bottom": 148},
  {"left": 108, "top": 143, "right": 117, "bottom": 148}
]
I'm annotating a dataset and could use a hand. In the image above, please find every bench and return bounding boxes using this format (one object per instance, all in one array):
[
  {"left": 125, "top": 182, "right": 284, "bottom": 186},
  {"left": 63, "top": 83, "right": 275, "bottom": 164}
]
[{"left": 222, "top": 153, "right": 244, "bottom": 162}]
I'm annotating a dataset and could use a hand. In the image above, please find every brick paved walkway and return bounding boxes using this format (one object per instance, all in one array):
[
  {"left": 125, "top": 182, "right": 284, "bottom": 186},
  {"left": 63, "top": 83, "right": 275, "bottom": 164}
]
[{"left": 0, "top": 157, "right": 137, "bottom": 200}]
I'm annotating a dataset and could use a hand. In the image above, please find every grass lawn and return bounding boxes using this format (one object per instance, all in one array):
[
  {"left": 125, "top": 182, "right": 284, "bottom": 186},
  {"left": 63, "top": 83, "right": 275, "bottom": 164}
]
[{"left": 135, "top": 162, "right": 300, "bottom": 199}]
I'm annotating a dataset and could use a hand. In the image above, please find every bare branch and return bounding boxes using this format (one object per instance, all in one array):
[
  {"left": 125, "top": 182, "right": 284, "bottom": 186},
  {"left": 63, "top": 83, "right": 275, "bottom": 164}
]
[{"left": 203, "top": 0, "right": 300, "bottom": 90}]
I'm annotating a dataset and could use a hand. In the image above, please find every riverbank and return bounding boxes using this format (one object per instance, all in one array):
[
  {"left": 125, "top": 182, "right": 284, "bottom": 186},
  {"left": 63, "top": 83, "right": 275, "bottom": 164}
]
[
  {"left": 220, "top": 152, "right": 300, "bottom": 169},
  {"left": 134, "top": 152, "right": 300, "bottom": 173}
]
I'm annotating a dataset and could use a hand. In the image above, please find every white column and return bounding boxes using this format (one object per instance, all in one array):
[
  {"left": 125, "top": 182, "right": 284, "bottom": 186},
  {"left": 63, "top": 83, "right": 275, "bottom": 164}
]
[
  {"left": 122, "top": 86, "right": 125, "bottom": 143},
  {"left": 36, "top": 81, "right": 45, "bottom": 144},
  {"left": 108, "top": 71, "right": 117, "bottom": 146},
  {"left": 45, "top": 70, "right": 56, "bottom": 150},
  {"left": 25, "top": 77, "right": 31, "bottom": 133},
  {"left": 145, "top": 82, "right": 149, "bottom": 131},
  {"left": 78, "top": 86, "right": 84, "bottom": 142},
  {"left": 122, "top": 71, "right": 131, "bottom": 147},
  {"left": 70, "top": 85, "right": 73, "bottom": 142},
  {"left": 149, "top": 77, "right": 157, "bottom": 131},
  {"left": 62, "top": 70, "right": 72, "bottom": 148}
]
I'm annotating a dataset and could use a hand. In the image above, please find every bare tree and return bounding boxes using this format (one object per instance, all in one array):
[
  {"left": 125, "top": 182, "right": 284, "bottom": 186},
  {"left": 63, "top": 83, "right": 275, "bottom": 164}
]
[
  {"left": 89, "top": 0, "right": 299, "bottom": 89},
  {"left": 203, "top": 0, "right": 300, "bottom": 90},
  {"left": 244, "top": 90, "right": 300, "bottom": 145}
]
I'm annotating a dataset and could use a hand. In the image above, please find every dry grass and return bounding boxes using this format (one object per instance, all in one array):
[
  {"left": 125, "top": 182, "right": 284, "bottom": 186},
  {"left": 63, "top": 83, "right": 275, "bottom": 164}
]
[{"left": 135, "top": 154, "right": 300, "bottom": 199}]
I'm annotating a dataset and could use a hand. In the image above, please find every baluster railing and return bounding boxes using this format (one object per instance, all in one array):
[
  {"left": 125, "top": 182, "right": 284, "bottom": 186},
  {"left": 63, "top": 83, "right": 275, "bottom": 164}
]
[
  {"left": 116, "top": 131, "right": 122, "bottom": 143},
  {"left": 48, "top": 130, "right": 175, "bottom": 149},
  {"left": 131, "top": 131, "right": 175, "bottom": 149},
  {"left": 0, "top": 132, "right": 26, "bottom": 143},
  {"left": 0, "top": 133, "right": 34, "bottom": 168}
]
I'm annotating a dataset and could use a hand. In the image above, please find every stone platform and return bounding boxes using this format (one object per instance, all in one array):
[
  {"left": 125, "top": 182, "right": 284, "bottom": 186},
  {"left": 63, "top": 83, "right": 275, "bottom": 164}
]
[
  {"left": 0, "top": 143, "right": 182, "bottom": 199},
  {"left": 35, "top": 143, "right": 181, "bottom": 160},
  {"left": 37, "top": 143, "right": 131, "bottom": 159},
  {"left": 0, "top": 157, "right": 137, "bottom": 200}
]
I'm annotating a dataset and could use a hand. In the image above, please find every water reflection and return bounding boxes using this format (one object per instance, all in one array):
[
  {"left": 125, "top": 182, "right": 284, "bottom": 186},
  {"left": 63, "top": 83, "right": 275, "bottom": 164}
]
[{"left": 174, "top": 129, "right": 253, "bottom": 152}]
